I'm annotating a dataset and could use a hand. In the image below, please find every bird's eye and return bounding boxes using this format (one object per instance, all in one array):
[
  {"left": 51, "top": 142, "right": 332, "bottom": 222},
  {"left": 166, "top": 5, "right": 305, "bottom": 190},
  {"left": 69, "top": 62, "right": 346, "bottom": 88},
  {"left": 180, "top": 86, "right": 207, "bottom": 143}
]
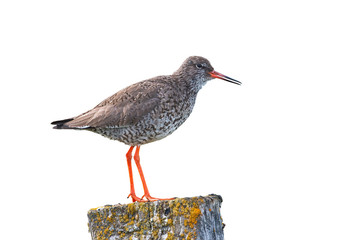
[{"left": 196, "top": 64, "right": 204, "bottom": 69}]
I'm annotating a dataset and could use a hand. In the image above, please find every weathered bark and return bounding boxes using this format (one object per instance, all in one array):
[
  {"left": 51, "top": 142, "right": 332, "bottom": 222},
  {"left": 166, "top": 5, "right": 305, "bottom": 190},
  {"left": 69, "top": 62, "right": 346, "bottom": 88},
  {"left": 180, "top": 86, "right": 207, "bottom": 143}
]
[{"left": 88, "top": 194, "right": 224, "bottom": 240}]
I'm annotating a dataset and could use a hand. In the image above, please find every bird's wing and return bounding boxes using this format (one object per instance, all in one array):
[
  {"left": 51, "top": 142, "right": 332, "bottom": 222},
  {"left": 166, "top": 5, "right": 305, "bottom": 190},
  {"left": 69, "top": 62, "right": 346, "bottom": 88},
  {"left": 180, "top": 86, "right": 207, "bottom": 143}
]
[{"left": 65, "top": 80, "right": 161, "bottom": 129}]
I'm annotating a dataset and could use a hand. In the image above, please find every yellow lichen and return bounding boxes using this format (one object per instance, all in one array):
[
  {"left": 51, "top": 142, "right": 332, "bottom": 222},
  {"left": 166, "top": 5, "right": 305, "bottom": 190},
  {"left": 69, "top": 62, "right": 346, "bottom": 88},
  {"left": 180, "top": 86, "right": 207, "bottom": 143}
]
[
  {"left": 106, "top": 214, "right": 114, "bottom": 223},
  {"left": 119, "top": 232, "right": 125, "bottom": 238},
  {"left": 166, "top": 232, "right": 175, "bottom": 240},
  {"left": 168, "top": 218, "right": 173, "bottom": 225},
  {"left": 128, "top": 203, "right": 137, "bottom": 216},
  {"left": 186, "top": 231, "right": 196, "bottom": 240},
  {"left": 152, "top": 229, "right": 159, "bottom": 239},
  {"left": 188, "top": 207, "right": 201, "bottom": 228},
  {"left": 119, "top": 213, "right": 129, "bottom": 223}
]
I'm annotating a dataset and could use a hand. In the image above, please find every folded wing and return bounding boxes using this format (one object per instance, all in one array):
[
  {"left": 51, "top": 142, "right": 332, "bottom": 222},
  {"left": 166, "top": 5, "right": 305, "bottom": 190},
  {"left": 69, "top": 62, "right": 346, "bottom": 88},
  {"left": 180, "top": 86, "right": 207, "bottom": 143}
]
[{"left": 52, "top": 80, "right": 161, "bottom": 129}]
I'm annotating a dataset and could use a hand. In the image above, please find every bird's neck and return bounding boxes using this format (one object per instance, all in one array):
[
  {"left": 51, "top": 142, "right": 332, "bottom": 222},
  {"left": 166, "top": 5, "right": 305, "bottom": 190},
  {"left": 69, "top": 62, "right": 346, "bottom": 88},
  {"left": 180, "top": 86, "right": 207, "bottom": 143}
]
[{"left": 174, "top": 74, "right": 205, "bottom": 96}]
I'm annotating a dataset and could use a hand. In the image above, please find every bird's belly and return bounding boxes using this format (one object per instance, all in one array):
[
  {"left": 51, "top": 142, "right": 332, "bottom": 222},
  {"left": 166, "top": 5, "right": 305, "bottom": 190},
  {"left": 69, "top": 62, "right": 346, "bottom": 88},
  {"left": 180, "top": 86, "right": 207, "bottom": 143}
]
[{"left": 94, "top": 106, "right": 193, "bottom": 146}]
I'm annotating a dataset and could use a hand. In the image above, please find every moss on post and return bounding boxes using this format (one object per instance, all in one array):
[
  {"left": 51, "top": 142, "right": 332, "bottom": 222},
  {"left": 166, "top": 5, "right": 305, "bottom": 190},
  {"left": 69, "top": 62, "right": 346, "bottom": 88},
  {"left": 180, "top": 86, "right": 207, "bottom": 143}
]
[{"left": 88, "top": 194, "right": 224, "bottom": 240}]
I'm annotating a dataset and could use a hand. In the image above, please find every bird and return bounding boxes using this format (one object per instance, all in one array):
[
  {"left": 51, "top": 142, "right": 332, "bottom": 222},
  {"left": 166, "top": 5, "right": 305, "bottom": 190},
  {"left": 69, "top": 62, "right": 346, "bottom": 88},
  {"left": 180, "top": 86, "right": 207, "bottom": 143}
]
[{"left": 51, "top": 56, "right": 241, "bottom": 202}]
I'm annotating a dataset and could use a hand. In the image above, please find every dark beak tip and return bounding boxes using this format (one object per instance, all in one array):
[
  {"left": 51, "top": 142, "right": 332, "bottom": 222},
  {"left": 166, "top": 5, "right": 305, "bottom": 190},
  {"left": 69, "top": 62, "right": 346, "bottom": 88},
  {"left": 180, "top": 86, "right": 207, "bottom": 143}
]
[
  {"left": 210, "top": 70, "right": 241, "bottom": 85},
  {"left": 222, "top": 76, "right": 242, "bottom": 85}
]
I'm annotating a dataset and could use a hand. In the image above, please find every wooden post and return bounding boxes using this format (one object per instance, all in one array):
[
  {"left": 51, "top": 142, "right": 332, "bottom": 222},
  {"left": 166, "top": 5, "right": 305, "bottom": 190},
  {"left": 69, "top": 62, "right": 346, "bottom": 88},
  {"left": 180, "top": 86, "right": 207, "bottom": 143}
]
[{"left": 88, "top": 194, "right": 224, "bottom": 240}]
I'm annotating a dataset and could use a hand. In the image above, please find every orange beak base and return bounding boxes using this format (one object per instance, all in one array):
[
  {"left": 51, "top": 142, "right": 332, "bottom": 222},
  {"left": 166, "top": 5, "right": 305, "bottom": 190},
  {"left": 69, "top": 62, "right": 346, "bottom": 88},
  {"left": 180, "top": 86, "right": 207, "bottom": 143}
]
[{"left": 209, "top": 71, "right": 241, "bottom": 85}]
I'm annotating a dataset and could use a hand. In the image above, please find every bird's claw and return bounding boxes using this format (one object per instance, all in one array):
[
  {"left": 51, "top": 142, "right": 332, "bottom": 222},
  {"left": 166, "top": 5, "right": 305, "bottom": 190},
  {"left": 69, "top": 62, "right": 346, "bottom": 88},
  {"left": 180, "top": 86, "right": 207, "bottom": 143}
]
[{"left": 127, "top": 193, "right": 143, "bottom": 202}]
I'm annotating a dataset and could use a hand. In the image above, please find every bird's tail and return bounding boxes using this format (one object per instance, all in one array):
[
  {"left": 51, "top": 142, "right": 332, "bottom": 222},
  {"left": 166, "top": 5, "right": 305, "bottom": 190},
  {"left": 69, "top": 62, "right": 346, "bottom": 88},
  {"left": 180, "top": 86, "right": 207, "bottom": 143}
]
[{"left": 51, "top": 118, "right": 74, "bottom": 129}]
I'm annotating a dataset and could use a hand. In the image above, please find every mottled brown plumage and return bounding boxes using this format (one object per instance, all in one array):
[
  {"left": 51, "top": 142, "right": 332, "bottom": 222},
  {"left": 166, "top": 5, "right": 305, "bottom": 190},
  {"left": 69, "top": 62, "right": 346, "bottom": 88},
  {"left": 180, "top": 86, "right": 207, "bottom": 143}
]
[{"left": 51, "top": 56, "right": 241, "bottom": 202}]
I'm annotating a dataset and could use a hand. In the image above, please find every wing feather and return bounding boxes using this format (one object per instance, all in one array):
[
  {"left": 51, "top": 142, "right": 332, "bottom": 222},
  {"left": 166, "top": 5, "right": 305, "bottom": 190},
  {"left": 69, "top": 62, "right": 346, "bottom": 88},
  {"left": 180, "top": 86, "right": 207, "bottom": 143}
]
[{"left": 65, "top": 80, "right": 162, "bottom": 129}]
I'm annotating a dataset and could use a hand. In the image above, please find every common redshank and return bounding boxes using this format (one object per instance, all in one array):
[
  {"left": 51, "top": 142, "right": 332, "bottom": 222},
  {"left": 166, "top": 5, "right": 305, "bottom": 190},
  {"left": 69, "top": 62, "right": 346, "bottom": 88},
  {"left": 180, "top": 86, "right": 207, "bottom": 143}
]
[{"left": 52, "top": 56, "right": 241, "bottom": 202}]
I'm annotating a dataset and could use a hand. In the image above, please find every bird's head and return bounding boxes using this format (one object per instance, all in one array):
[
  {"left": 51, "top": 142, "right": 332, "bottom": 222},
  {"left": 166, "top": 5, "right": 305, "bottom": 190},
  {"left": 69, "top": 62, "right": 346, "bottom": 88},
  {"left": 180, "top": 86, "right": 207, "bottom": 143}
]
[{"left": 175, "top": 56, "right": 241, "bottom": 92}]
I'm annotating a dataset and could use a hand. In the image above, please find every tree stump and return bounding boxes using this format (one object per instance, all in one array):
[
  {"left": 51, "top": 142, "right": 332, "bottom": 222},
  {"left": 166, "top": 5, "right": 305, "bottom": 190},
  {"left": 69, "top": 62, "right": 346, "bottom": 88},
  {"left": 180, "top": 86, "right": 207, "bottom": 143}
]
[{"left": 88, "top": 194, "right": 224, "bottom": 240}]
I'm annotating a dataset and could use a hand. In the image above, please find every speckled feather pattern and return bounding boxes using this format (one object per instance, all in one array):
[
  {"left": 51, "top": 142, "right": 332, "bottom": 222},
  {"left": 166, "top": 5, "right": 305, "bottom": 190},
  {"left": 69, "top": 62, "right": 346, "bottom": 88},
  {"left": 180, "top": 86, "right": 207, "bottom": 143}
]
[{"left": 53, "top": 56, "right": 216, "bottom": 146}]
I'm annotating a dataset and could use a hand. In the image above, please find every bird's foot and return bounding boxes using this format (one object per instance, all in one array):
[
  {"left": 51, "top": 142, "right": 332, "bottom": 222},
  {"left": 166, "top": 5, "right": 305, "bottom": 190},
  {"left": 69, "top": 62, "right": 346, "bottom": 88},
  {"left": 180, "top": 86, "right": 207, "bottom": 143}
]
[
  {"left": 140, "top": 194, "right": 175, "bottom": 202},
  {"left": 127, "top": 192, "right": 175, "bottom": 202},
  {"left": 127, "top": 193, "right": 144, "bottom": 202}
]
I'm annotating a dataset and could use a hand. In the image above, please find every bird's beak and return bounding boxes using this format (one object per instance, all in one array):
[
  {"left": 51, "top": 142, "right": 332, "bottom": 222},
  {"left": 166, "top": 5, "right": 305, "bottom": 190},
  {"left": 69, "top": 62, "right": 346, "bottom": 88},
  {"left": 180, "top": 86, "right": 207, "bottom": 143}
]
[{"left": 209, "top": 71, "right": 241, "bottom": 85}]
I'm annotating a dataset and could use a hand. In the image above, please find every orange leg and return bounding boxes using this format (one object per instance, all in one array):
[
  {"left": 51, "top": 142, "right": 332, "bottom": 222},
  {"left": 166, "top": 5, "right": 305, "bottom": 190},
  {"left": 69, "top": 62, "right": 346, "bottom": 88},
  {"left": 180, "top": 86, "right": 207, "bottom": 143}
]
[
  {"left": 126, "top": 146, "right": 142, "bottom": 202},
  {"left": 133, "top": 146, "right": 174, "bottom": 202}
]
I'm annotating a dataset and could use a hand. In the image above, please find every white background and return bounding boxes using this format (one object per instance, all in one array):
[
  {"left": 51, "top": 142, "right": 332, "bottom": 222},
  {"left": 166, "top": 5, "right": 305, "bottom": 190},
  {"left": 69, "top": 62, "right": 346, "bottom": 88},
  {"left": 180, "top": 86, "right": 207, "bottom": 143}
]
[{"left": 1, "top": 0, "right": 359, "bottom": 239}]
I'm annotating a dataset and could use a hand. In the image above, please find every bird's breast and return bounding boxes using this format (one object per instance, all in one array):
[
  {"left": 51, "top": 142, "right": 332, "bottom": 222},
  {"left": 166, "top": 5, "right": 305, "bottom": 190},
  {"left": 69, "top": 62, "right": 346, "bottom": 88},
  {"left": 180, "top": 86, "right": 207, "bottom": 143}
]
[
  {"left": 94, "top": 87, "right": 198, "bottom": 146},
  {"left": 152, "top": 95, "right": 196, "bottom": 134}
]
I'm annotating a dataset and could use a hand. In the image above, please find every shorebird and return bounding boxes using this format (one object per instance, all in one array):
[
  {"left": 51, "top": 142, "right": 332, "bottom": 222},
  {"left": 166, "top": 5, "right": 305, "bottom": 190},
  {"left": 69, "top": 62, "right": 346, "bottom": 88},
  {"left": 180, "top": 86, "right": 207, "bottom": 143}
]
[{"left": 52, "top": 56, "right": 241, "bottom": 202}]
